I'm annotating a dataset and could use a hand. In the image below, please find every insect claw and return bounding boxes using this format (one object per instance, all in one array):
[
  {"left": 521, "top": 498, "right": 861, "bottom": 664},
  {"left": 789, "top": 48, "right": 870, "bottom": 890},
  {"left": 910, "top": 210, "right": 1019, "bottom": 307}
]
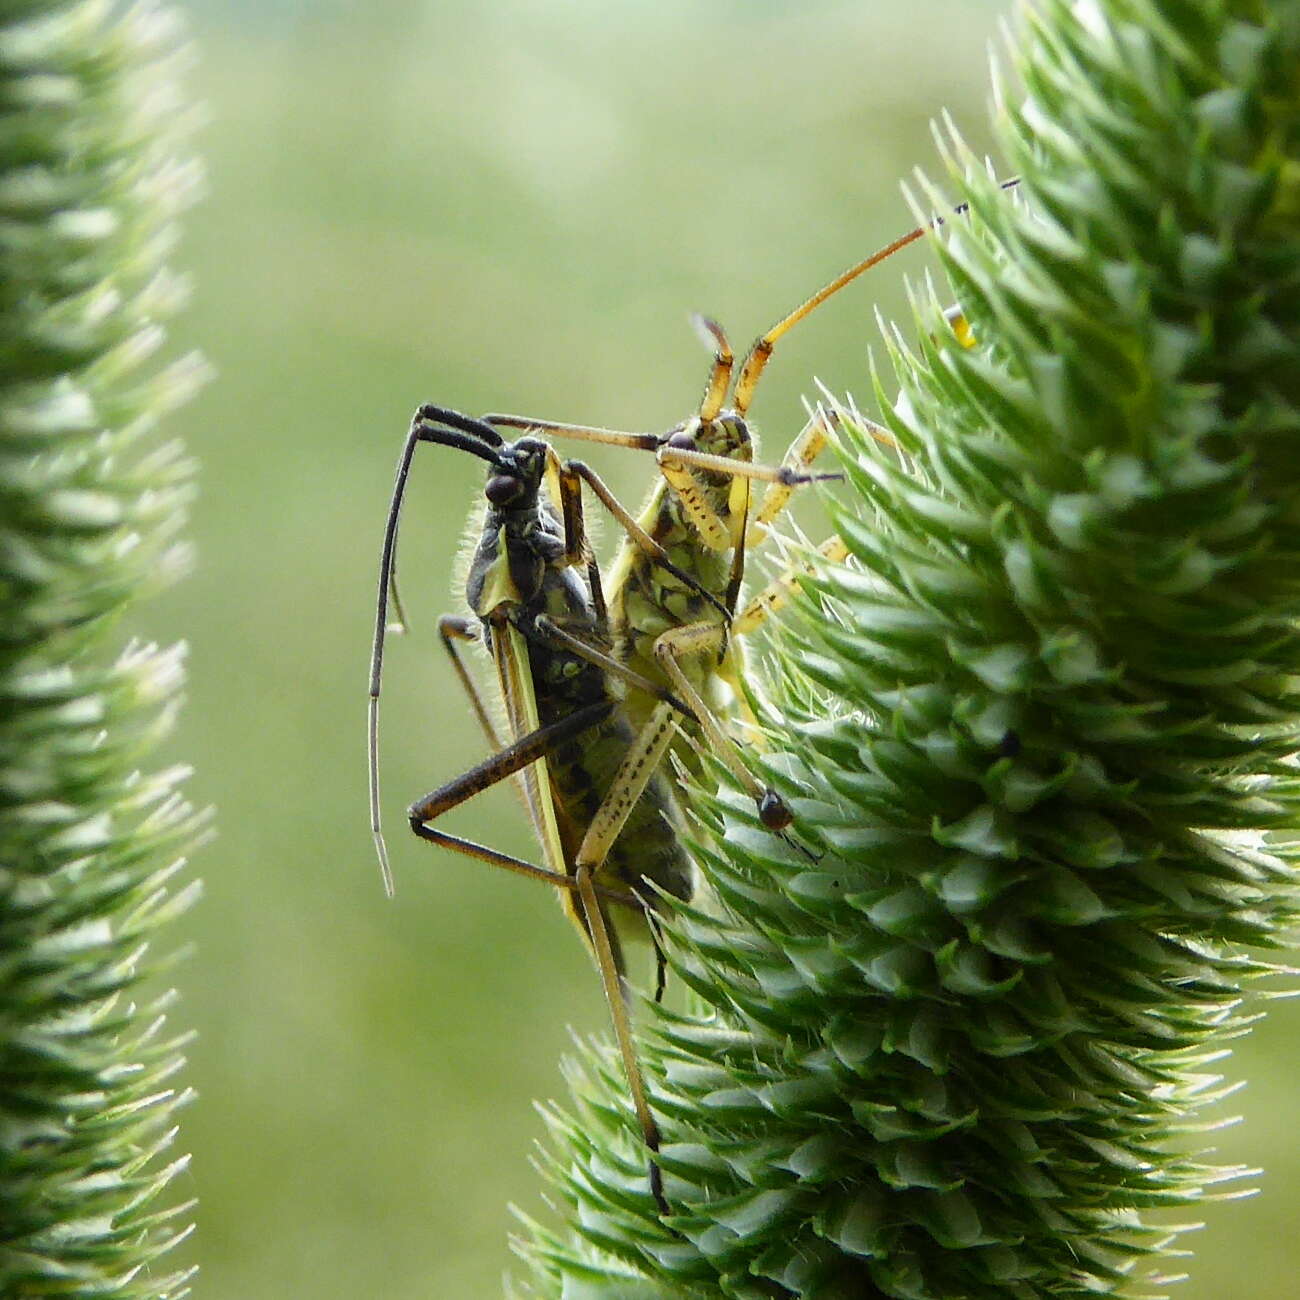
[
  {"left": 649, "top": 1158, "right": 669, "bottom": 1217},
  {"left": 786, "top": 833, "right": 823, "bottom": 863},
  {"left": 776, "top": 466, "right": 845, "bottom": 487}
]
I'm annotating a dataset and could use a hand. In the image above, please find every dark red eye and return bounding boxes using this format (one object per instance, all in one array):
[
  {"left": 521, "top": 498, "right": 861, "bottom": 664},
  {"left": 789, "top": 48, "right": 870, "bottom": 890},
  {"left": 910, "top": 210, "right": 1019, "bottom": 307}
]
[{"left": 485, "top": 474, "right": 523, "bottom": 505}]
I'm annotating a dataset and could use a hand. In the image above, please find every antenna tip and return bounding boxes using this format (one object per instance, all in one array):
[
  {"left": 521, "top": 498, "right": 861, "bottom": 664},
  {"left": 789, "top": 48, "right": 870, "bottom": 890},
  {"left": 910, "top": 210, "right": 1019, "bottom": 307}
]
[
  {"left": 690, "top": 313, "right": 729, "bottom": 354},
  {"left": 374, "top": 831, "right": 396, "bottom": 898}
]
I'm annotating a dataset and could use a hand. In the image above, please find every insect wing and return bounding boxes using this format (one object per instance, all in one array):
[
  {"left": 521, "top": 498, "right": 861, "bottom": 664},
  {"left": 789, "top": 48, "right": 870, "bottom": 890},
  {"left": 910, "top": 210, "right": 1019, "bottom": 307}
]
[{"left": 491, "top": 621, "right": 570, "bottom": 887}]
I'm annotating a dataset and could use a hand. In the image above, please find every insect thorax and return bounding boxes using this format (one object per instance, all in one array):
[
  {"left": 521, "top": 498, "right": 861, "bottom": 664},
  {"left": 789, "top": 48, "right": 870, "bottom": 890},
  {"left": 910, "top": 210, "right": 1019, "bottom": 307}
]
[
  {"left": 465, "top": 497, "right": 567, "bottom": 622},
  {"left": 608, "top": 410, "right": 752, "bottom": 720}
]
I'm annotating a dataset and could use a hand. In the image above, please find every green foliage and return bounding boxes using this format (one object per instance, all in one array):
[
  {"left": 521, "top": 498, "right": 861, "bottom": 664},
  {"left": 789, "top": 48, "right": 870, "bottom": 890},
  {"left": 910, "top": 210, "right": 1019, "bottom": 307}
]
[
  {"left": 520, "top": 0, "right": 1300, "bottom": 1296},
  {"left": 0, "top": 1, "right": 203, "bottom": 1295}
]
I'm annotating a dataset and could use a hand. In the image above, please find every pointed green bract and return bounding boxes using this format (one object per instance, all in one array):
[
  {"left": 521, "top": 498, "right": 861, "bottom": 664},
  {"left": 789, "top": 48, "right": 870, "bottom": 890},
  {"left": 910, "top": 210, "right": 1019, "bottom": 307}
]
[
  {"left": 519, "top": 0, "right": 1300, "bottom": 1296},
  {"left": 1, "top": 1, "right": 204, "bottom": 1295}
]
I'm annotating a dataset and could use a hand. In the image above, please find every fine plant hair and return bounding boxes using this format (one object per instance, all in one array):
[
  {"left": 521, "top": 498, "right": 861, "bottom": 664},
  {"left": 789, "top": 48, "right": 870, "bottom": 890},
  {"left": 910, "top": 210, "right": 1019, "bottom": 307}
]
[
  {"left": 1, "top": 2, "right": 205, "bottom": 1295},
  {"left": 517, "top": 0, "right": 1300, "bottom": 1296}
]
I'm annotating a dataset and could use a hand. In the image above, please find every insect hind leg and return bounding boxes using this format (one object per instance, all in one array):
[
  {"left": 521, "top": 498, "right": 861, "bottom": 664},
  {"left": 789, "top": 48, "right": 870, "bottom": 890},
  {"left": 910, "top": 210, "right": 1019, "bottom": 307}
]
[
  {"left": 405, "top": 700, "right": 639, "bottom": 911},
  {"left": 567, "top": 698, "right": 686, "bottom": 1215}
]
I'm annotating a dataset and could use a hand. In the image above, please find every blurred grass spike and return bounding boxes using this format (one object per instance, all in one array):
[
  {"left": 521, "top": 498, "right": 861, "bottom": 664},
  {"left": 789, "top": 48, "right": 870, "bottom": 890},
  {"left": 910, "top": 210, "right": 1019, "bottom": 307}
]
[{"left": 0, "top": 0, "right": 203, "bottom": 1294}]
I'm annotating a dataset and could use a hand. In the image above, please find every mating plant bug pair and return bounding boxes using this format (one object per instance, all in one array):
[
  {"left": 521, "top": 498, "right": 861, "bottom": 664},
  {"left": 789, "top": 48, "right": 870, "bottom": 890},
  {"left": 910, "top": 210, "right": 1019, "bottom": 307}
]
[{"left": 368, "top": 183, "right": 1016, "bottom": 1212}]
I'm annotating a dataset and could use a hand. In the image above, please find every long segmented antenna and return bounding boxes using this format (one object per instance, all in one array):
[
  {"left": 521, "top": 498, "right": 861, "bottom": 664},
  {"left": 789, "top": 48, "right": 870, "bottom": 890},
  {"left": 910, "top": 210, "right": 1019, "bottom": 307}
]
[
  {"left": 732, "top": 177, "right": 1021, "bottom": 415},
  {"left": 483, "top": 413, "right": 662, "bottom": 452},
  {"left": 369, "top": 407, "right": 507, "bottom": 897},
  {"left": 692, "top": 314, "right": 733, "bottom": 423},
  {"left": 385, "top": 406, "right": 505, "bottom": 635}
]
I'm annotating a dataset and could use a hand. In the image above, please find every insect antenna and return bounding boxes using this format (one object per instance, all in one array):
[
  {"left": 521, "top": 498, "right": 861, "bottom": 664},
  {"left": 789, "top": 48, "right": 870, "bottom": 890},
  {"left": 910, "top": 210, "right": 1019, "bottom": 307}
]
[
  {"left": 731, "top": 176, "right": 1021, "bottom": 415},
  {"left": 386, "top": 407, "right": 506, "bottom": 633},
  {"left": 691, "top": 313, "right": 734, "bottom": 423},
  {"left": 369, "top": 411, "right": 510, "bottom": 897}
]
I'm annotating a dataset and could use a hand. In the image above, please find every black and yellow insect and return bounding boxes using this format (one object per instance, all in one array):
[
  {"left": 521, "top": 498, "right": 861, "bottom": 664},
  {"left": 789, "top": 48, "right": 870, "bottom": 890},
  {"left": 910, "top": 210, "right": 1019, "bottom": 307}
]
[{"left": 368, "top": 406, "right": 714, "bottom": 1212}]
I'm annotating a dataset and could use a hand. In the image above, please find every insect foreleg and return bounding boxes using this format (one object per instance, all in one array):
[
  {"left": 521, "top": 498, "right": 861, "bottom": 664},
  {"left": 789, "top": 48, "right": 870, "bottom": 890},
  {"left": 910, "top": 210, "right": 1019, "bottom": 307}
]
[
  {"left": 437, "top": 615, "right": 502, "bottom": 753},
  {"left": 552, "top": 457, "right": 731, "bottom": 622}
]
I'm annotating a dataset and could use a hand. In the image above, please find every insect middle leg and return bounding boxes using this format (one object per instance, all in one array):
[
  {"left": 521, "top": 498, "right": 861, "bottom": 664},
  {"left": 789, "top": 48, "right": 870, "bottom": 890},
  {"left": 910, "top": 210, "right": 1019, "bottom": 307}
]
[
  {"left": 406, "top": 699, "right": 639, "bottom": 912},
  {"left": 437, "top": 615, "right": 503, "bottom": 752},
  {"left": 552, "top": 456, "right": 730, "bottom": 624},
  {"left": 648, "top": 620, "right": 796, "bottom": 831},
  {"left": 544, "top": 445, "right": 828, "bottom": 830}
]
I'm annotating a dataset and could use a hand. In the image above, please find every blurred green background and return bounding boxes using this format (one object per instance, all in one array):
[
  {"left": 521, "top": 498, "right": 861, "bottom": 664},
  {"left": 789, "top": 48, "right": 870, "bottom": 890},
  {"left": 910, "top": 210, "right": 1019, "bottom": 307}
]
[{"left": 148, "top": 1, "right": 1299, "bottom": 1295}]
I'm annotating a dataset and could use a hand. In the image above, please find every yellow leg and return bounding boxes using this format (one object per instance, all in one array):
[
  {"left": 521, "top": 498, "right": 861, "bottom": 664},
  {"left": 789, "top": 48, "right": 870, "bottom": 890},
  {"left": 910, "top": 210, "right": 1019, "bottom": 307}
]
[
  {"left": 746, "top": 408, "right": 899, "bottom": 549},
  {"left": 408, "top": 691, "right": 686, "bottom": 1215},
  {"left": 575, "top": 862, "right": 668, "bottom": 1215},
  {"left": 734, "top": 536, "right": 851, "bottom": 638},
  {"left": 652, "top": 622, "right": 793, "bottom": 831},
  {"left": 747, "top": 409, "right": 837, "bottom": 546},
  {"left": 569, "top": 699, "right": 684, "bottom": 1215}
]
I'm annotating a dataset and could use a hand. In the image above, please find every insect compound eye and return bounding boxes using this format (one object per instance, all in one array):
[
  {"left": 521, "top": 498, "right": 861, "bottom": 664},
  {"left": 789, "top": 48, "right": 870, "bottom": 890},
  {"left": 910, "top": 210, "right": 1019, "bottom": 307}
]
[
  {"left": 666, "top": 430, "right": 697, "bottom": 452},
  {"left": 485, "top": 473, "right": 524, "bottom": 506}
]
